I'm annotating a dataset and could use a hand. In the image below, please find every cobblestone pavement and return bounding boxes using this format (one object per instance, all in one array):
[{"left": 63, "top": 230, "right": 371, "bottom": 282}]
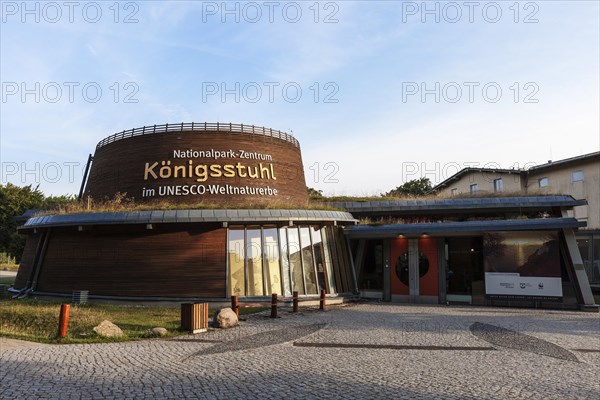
[{"left": 1, "top": 303, "right": 599, "bottom": 399}]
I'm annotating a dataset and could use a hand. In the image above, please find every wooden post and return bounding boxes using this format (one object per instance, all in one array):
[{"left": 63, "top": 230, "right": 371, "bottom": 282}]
[
  {"left": 270, "top": 293, "right": 278, "bottom": 318},
  {"left": 57, "top": 304, "right": 70, "bottom": 338},
  {"left": 231, "top": 295, "right": 239, "bottom": 317},
  {"left": 320, "top": 289, "right": 326, "bottom": 311},
  {"left": 292, "top": 291, "right": 299, "bottom": 313}
]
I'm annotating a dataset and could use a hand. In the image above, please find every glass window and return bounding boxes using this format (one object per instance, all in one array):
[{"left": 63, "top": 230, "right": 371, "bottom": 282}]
[
  {"left": 228, "top": 229, "right": 245, "bottom": 296},
  {"left": 538, "top": 177, "right": 549, "bottom": 188},
  {"left": 470, "top": 183, "right": 478, "bottom": 193},
  {"left": 358, "top": 240, "right": 384, "bottom": 291},
  {"left": 577, "top": 237, "right": 591, "bottom": 280},
  {"left": 572, "top": 170, "right": 584, "bottom": 182},
  {"left": 262, "top": 228, "right": 281, "bottom": 296},
  {"left": 592, "top": 236, "right": 600, "bottom": 284},
  {"left": 493, "top": 178, "right": 503, "bottom": 192},
  {"left": 279, "top": 227, "right": 292, "bottom": 296},
  {"left": 311, "top": 227, "right": 327, "bottom": 292},
  {"left": 287, "top": 227, "right": 305, "bottom": 294},
  {"left": 300, "top": 227, "right": 318, "bottom": 294},
  {"left": 446, "top": 237, "right": 483, "bottom": 296},
  {"left": 451, "top": 188, "right": 458, "bottom": 196},
  {"left": 246, "top": 228, "right": 263, "bottom": 296},
  {"left": 331, "top": 227, "right": 350, "bottom": 293},
  {"left": 320, "top": 227, "right": 336, "bottom": 293}
]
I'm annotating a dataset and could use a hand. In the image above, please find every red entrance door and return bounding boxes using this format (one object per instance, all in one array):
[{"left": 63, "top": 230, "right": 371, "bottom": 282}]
[{"left": 390, "top": 237, "right": 438, "bottom": 302}]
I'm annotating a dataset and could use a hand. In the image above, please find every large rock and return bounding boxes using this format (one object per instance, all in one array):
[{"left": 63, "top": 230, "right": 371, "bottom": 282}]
[
  {"left": 150, "top": 327, "right": 168, "bottom": 337},
  {"left": 213, "top": 307, "right": 238, "bottom": 329},
  {"left": 93, "top": 320, "right": 124, "bottom": 338}
]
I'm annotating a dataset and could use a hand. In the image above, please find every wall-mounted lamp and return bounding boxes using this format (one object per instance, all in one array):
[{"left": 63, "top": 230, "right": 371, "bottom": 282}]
[{"left": 146, "top": 224, "right": 153, "bottom": 230}]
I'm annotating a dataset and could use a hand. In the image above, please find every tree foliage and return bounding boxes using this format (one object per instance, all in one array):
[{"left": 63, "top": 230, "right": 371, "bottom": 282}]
[
  {"left": 307, "top": 187, "right": 324, "bottom": 200},
  {"left": 0, "top": 183, "right": 76, "bottom": 262},
  {"left": 384, "top": 177, "right": 432, "bottom": 197}
]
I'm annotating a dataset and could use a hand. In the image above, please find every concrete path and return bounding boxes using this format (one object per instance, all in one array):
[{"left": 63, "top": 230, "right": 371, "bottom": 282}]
[
  {"left": 1, "top": 303, "right": 599, "bottom": 399},
  {"left": 0, "top": 337, "right": 47, "bottom": 351}
]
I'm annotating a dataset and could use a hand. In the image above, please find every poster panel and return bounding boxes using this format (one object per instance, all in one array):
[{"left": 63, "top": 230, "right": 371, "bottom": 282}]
[{"left": 483, "top": 231, "right": 562, "bottom": 299}]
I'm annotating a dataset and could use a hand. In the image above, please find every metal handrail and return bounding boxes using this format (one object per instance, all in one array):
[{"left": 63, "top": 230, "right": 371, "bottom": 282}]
[{"left": 95, "top": 122, "right": 299, "bottom": 149}]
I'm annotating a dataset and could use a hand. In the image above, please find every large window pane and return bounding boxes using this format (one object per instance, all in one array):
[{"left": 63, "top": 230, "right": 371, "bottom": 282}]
[
  {"left": 577, "top": 237, "right": 592, "bottom": 283},
  {"left": 228, "top": 229, "right": 245, "bottom": 296},
  {"left": 300, "top": 227, "right": 318, "bottom": 294},
  {"left": 321, "top": 227, "right": 336, "bottom": 293},
  {"left": 287, "top": 227, "right": 305, "bottom": 294},
  {"left": 279, "top": 228, "right": 292, "bottom": 296},
  {"left": 263, "top": 228, "right": 281, "bottom": 296},
  {"left": 593, "top": 236, "right": 600, "bottom": 284},
  {"left": 311, "top": 227, "right": 327, "bottom": 292},
  {"left": 246, "top": 228, "right": 263, "bottom": 296},
  {"left": 358, "top": 240, "right": 384, "bottom": 291}
]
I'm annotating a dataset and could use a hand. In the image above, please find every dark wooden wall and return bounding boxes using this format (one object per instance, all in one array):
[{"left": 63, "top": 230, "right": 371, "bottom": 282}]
[
  {"left": 84, "top": 131, "right": 308, "bottom": 205},
  {"left": 29, "top": 224, "right": 226, "bottom": 298},
  {"left": 14, "top": 233, "right": 40, "bottom": 289}
]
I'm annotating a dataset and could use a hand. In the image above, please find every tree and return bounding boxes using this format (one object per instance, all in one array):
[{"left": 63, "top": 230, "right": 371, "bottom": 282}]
[
  {"left": 0, "top": 184, "right": 76, "bottom": 262},
  {"left": 307, "top": 187, "right": 324, "bottom": 200},
  {"left": 0, "top": 183, "right": 45, "bottom": 261},
  {"left": 384, "top": 177, "right": 432, "bottom": 198}
]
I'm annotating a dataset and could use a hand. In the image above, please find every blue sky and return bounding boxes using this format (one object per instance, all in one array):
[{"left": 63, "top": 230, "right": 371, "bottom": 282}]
[{"left": 1, "top": 1, "right": 598, "bottom": 196}]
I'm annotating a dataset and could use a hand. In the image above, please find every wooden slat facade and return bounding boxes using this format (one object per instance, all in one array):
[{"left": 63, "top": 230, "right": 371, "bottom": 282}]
[
  {"left": 14, "top": 233, "right": 41, "bottom": 288},
  {"left": 32, "top": 224, "right": 226, "bottom": 298},
  {"left": 84, "top": 131, "right": 308, "bottom": 205}
]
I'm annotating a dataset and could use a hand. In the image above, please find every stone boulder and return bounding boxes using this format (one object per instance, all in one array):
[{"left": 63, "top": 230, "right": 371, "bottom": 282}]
[
  {"left": 93, "top": 320, "right": 124, "bottom": 338},
  {"left": 213, "top": 307, "right": 238, "bottom": 329},
  {"left": 149, "top": 327, "right": 168, "bottom": 337}
]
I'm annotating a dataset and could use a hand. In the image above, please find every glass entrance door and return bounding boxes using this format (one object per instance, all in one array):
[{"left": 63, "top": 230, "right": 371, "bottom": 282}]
[
  {"left": 356, "top": 239, "right": 385, "bottom": 299},
  {"left": 445, "top": 237, "right": 484, "bottom": 304}
]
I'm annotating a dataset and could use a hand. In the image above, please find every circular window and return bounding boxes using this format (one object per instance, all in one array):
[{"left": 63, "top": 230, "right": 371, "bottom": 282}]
[{"left": 395, "top": 252, "right": 430, "bottom": 286}]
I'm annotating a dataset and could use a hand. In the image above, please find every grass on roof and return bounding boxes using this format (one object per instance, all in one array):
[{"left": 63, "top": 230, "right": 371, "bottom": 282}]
[
  {"left": 36, "top": 193, "right": 344, "bottom": 216},
  {"left": 313, "top": 192, "right": 565, "bottom": 202},
  {"left": 34, "top": 191, "right": 569, "bottom": 217}
]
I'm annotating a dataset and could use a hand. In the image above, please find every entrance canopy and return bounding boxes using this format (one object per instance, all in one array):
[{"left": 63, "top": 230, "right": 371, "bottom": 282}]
[{"left": 345, "top": 217, "right": 586, "bottom": 239}]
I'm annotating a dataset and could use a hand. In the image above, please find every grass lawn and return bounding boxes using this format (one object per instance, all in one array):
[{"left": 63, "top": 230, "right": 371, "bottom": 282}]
[{"left": 0, "top": 299, "right": 267, "bottom": 344}]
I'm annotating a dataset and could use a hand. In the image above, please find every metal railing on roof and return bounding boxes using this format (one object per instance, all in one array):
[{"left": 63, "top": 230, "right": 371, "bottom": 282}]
[{"left": 95, "top": 122, "right": 299, "bottom": 149}]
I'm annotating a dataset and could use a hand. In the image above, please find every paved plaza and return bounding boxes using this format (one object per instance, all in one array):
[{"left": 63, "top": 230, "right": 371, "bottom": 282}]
[{"left": 1, "top": 303, "right": 599, "bottom": 399}]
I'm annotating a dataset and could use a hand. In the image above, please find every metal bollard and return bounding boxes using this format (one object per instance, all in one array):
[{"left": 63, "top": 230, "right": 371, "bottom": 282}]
[
  {"left": 271, "top": 293, "right": 278, "bottom": 318},
  {"left": 320, "top": 289, "right": 326, "bottom": 311},
  {"left": 292, "top": 291, "right": 299, "bottom": 313},
  {"left": 231, "top": 295, "right": 239, "bottom": 317},
  {"left": 57, "top": 304, "right": 70, "bottom": 338}
]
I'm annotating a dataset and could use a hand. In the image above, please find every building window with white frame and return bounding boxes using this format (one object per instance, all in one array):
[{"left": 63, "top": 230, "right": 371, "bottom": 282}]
[
  {"left": 572, "top": 170, "right": 584, "bottom": 182},
  {"left": 470, "top": 183, "right": 478, "bottom": 193},
  {"left": 451, "top": 188, "right": 458, "bottom": 196},
  {"left": 493, "top": 178, "right": 503, "bottom": 193},
  {"left": 538, "top": 177, "right": 549, "bottom": 188}
]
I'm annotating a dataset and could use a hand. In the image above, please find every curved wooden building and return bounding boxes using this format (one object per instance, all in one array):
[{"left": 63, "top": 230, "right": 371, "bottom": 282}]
[
  {"left": 14, "top": 123, "right": 357, "bottom": 300},
  {"left": 85, "top": 122, "right": 308, "bottom": 205}
]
